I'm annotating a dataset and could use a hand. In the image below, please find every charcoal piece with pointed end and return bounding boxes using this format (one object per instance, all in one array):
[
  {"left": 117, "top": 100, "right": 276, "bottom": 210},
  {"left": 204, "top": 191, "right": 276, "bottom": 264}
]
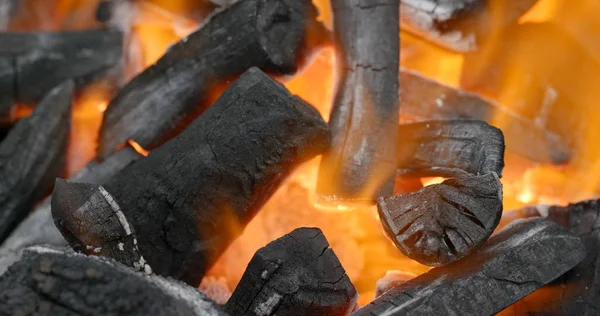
[
  {"left": 378, "top": 172, "right": 503, "bottom": 266},
  {"left": 97, "top": 0, "right": 327, "bottom": 159},
  {"left": 55, "top": 68, "right": 330, "bottom": 286},
  {"left": 399, "top": 69, "right": 570, "bottom": 164},
  {"left": 0, "top": 81, "right": 73, "bottom": 243},
  {"left": 317, "top": 0, "right": 399, "bottom": 204},
  {"left": 397, "top": 120, "right": 505, "bottom": 178},
  {"left": 354, "top": 218, "right": 586, "bottom": 316},
  {"left": 0, "top": 146, "right": 142, "bottom": 275},
  {"left": 400, "top": 0, "right": 537, "bottom": 52},
  {"left": 224, "top": 227, "right": 357, "bottom": 316},
  {"left": 0, "top": 246, "right": 228, "bottom": 316}
]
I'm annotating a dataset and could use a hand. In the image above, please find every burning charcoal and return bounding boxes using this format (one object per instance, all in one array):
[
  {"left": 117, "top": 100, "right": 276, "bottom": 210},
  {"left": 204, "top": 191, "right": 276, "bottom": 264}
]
[
  {"left": 375, "top": 271, "right": 417, "bottom": 297},
  {"left": 0, "top": 246, "right": 227, "bottom": 315},
  {"left": 378, "top": 173, "right": 503, "bottom": 266},
  {"left": 400, "top": 0, "right": 537, "bottom": 52},
  {"left": 0, "top": 81, "right": 73, "bottom": 243},
  {"left": 97, "top": 0, "right": 326, "bottom": 159},
  {"left": 200, "top": 276, "right": 232, "bottom": 305},
  {"left": 53, "top": 68, "right": 330, "bottom": 286},
  {"left": 224, "top": 227, "right": 358, "bottom": 316},
  {"left": 400, "top": 69, "right": 570, "bottom": 164},
  {"left": 0, "top": 29, "right": 122, "bottom": 121},
  {"left": 397, "top": 120, "right": 505, "bottom": 178},
  {"left": 0, "top": 146, "right": 142, "bottom": 275},
  {"left": 317, "top": 0, "right": 399, "bottom": 203},
  {"left": 502, "top": 200, "right": 600, "bottom": 315},
  {"left": 353, "top": 218, "right": 586, "bottom": 316}
]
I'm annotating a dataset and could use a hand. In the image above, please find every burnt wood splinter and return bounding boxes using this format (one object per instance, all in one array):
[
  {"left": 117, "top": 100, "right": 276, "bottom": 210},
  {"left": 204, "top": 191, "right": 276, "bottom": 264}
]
[
  {"left": 97, "top": 0, "right": 327, "bottom": 159},
  {"left": 378, "top": 172, "right": 503, "bottom": 266},
  {"left": 52, "top": 67, "right": 330, "bottom": 286},
  {"left": 397, "top": 120, "right": 505, "bottom": 178},
  {"left": 224, "top": 227, "right": 358, "bottom": 316},
  {"left": 0, "top": 247, "right": 227, "bottom": 316},
  {"left": 317, "top": 0, "right": 399, "bottom": 203},
  {"left": 353, "top": 218, "right": 586, "bottom": 316},
  {"left": 0, "top": 81, "right": 74, "bottom": 243}
]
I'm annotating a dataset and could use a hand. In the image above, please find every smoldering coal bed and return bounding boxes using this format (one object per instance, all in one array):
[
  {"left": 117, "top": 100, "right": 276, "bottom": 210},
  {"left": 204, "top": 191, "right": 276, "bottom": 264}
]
[{"left": 0, "top": 0, "right": 598, "bottom": 315}]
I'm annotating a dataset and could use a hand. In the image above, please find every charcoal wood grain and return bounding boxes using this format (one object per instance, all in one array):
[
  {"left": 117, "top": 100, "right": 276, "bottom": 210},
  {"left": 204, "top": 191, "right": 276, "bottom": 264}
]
[
  {"left": 317, "top": 0, "right": 399, "bottom": 203},
  {"left": 97, "top": 0, "right": 325, "bottom": 159},
  {"left": 224, "top": 227, "right": 357, "bottom": 316},
  {"left": 0, "top": 246, "right": 227, "bottom": 316},
  {"left": 397, "top": 120, "right": 505, "bottom": 178},
  {"left": 0, "top": 147, "right": 142, "bottom": 275},
  {"left": 0, "top": 81, "right": 73, "bottom": 243},
  {"left": 354, "top": 218, "right": 586, "bottom": 316},
  {"left": 378, "top": 173, "right": 503, "bottom": 266},
  {"left": 0, "top": 29, "right": 122, "bottom": 121},
  {"left": 400, "top": 68, "right": 570, "bottom": 164},
  {"left": 55, "top": 68, "right": 330, "bottom": 286}
]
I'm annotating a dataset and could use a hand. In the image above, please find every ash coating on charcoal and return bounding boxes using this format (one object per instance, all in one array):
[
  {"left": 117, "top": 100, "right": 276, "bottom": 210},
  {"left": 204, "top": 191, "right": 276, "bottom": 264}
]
[
  {"left": 378, "top": 172, "right": 503, "bottom": 266},
  {"left": 317, "top": 0, "right": 399, "bottom": 203},
  {"left": 65, "top": 68, "right": 330, "bottom": 286},
  {"left": 354, "top": 218, "right": 586, "bottom": 316},
  {"left": 0, "top": 146, "right": 142, "bottom": 275},
  {"left": 396, "top": 120, "right": 505, "bottom": 178},
  {"left": 0, "top": 246, "right": 227, "bottom": 315},
  {"left": 97, "top": 0, "right": 325, "bottom": 159},
  {"left": 225, "top": 227, "right": 357, "bottom": 316},
  {"left": 0, "top": 29, "right": 122, "bottom": 120},
  {"left": 0, "top": 81, "right": 73, "bottom": 243},
  {"left": 502, "top": 200, "right": 600, "bottom": 315}
]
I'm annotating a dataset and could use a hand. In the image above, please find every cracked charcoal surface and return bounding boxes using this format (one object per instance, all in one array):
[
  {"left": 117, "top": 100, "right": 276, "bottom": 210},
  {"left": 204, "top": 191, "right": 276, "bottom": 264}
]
[
  {"left": 378, "top": 173, "right": 503, "bottom": 266},
  {"left": 0, "top": 81, "right": 73, "bottom": 244},
  {"left": 397, "top": 120, "right": 505, "bottom": 178},
  {"left": 0, "top": 146, "right": 142, "bottom": 275},
  {"left": 399, "top": 69, "right": 570, "bottom": 164},
  {"left": 224, "top": 227, "right": 357, "bottom": 316},
  {"left": 353, "top": 218, "right": 586, "bottom": 316},
  {"left": 0, "top": 246, "right": 227, "bottom": 316},
  {"left": 317, "top": 0, "right": 399, "bottom": 203},
  {"left": 99, "top": 68, "right": 329, "bottom": 286},
  {"left": 97, "top": 0, "right": 324, "bottom": 159}
]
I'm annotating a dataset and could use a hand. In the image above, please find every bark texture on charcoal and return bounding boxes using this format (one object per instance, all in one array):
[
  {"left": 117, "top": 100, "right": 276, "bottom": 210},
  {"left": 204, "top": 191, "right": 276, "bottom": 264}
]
[
  {"left": 54, "top": 68, "right": 330, "bottom": 286},
  {"left": 397, "top": 120, "right": 505, "bottom": 177},
  {"left": 502, "top": 200, "right": 600, "bottom": 315},
  {"left": 0, "top": 29, "right": 122, "bottom": 121},
  {"left": 97, "top": 0, "right": 326, "bottom": 159},
  {"left": 400, "top": 0, "right": 537, "bottom": 52},
  {"left": 0, "top": 147, "right": 142, "bottom": 276},
  {"left": 378, "top": 173, "right": 503, "bottom": 266},
  {"left": 224, "top": 227, "right": 358, "bottom": 316},
  {"left": 317, "top": 0, "right": 399, "bottom": 203},
  {"left": 354, "top": 218, "right": 586, "bottom": 316},
  {"left": 0, "top": 81, "right": 73, "bottom": 243},
  {"left": 0, "top": 246, "right": 227, "bottom": 316},
  {"left": 399, "top": 69, "right": 570, "bottom": 164}
]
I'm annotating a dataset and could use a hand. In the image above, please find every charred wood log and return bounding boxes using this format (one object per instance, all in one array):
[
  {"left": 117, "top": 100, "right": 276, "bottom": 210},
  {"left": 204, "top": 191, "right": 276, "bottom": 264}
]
[
  {"left": 224, "top": 227, "right": 357, "bottom": 316},
  {"left": 353, "top": 218, "right": 586, "bottom": 316},
  {"left": 0, "top": 146, "right": 142, "bottom": 275},
  {"left": 97, "top": 0, "right": 326, "bottom": 159},
  {"left": 317, "top": 0, "right": 399, "bottom": 203},
  {"left": 501, "top": 200, "right": 600, "bottom": 315},
  {"left": 0, "top": 246, "right": 227, "bottom": 316},
  {"left": 375, "top": 271, "right": 417, "bottom": 298},
  {"left": 397, "top": 120, "right": 505, "bottom": 178},
  {"left": 53, "top": 67, "right": 330, "bottom": 286},
  {"left": 0, "top": 81, "right": 73, "bottom": 243},
  {"left": 400, "top": 0, "right": 537, "bottom": 52},
  {"left": 400, "top": 68, "right": 570, "bottom": 164},
  {"left": 378, "top": 173, "right": 503, "bottom": 266},
  {"left": 0, "top": 29, "right": 122, "bottom": 122}
]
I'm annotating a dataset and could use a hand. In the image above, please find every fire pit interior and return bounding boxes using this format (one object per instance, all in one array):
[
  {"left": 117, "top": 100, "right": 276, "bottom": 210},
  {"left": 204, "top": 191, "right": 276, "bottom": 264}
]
[{"left": 1, "top": 0, "right": 599, "bottom": 315}]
